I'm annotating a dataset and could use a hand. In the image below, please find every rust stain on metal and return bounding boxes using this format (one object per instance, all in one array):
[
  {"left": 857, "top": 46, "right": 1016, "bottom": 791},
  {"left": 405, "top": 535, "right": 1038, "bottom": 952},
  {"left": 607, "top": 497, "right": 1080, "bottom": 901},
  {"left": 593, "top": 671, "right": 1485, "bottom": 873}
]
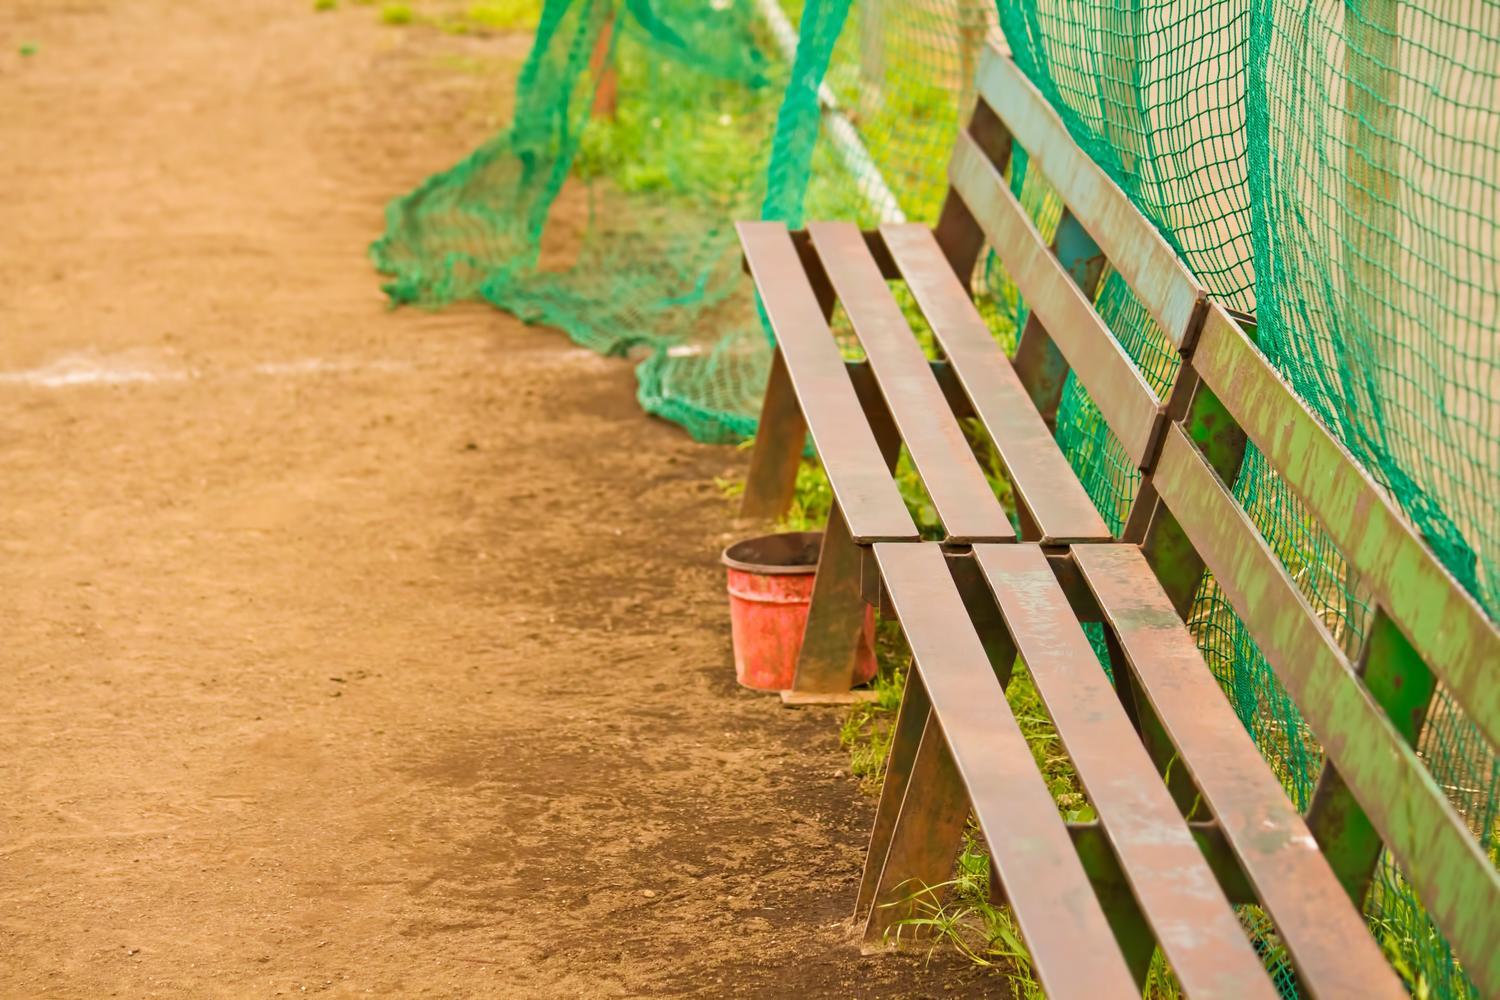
[
  {"left": 871, "top": 542, "right": 1137, "bottom": 998},
  {"left": 789, "top": 505, "right": 880, "bottom": 695},
  {"left": 808, "top": 222, "right": 1013, "bottom": 543},
  {"left": 736, "top": 222, "right": 916, "bottom": 543},
  {"left": 973, "top": 543, "right": 1277, "bottom": 1000},
  {"left": 880, "top": 222, "right": 1111, "bottom": 543},
  {"left": 1073, "top": 544, "right": 1406, "bottom": 998}
]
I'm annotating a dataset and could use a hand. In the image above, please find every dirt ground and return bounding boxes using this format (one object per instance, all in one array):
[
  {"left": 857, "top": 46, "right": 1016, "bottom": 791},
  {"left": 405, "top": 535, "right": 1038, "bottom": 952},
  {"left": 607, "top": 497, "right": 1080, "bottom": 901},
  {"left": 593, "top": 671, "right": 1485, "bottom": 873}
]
[{"left": 0, "top": 2, "right": 996, "bottom": 996}]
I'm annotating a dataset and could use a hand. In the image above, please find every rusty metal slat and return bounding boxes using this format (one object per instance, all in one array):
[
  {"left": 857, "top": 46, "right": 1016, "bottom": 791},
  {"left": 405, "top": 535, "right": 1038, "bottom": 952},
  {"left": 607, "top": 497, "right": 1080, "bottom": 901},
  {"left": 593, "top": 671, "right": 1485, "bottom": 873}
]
[
  {"left": 879, "top": 223, "right": 1111, "bottom": 543},
  {"left": 1072, "top": 544, "right": 1406, "bottom": 999},
  {"left": 1053, "top": 821, "right": 1256, "bottom": 907},
  {"left": 1191, "top": 303, "right": 1500, "bottom": 752},
  {"left": 1153, "top": 426, "right": 1500, "bottom": 994},
  {"left": 948, "top": 134, "right": 1163, "bottom": 468},
  {"left": 973, "top": 44, "right": 1204, "bottom": 349},
  {"left": 736, "top": 222, "right": 917, "bottom": 543},
  {"left": 807, "top": 223, "right": 1013, "bottom": 543},
  {"left": 872, "top": 542, "right": 1137, "bottom": 999},
  {"left": 973, "top": 543, "right": 1277, "bottom": 1000}
]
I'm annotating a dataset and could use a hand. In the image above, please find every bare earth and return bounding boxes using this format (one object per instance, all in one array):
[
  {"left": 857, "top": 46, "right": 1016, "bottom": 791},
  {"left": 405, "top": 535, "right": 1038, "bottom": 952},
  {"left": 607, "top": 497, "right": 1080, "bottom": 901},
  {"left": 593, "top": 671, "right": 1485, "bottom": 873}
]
[{"left": 0, "top": 2, "right": 994, "bottom": 996}]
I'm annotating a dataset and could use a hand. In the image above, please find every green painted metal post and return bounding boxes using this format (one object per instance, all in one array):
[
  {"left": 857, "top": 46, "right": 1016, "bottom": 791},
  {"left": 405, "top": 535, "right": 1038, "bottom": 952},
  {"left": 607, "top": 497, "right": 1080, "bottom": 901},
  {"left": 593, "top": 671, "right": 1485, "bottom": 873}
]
[
  {"left": 1306, "top": 609, "right": 1437, "bottom": 903},
  {"left": 1012, "top": 211, "right": 1106, "bottom": 426},
  {"left": 1132, "top": 362, "right": 1249, "bottom": 615},
  {"left": 1105, "top": 627, "right": 1204, "bottom": 816}
]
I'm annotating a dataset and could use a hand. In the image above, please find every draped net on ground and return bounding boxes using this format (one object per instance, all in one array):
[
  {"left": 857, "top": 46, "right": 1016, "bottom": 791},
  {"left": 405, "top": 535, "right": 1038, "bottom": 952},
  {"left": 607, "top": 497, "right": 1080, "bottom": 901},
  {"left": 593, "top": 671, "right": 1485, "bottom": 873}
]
[{"left": 372, "top": 1, "right": 1498, "bottom": 994}]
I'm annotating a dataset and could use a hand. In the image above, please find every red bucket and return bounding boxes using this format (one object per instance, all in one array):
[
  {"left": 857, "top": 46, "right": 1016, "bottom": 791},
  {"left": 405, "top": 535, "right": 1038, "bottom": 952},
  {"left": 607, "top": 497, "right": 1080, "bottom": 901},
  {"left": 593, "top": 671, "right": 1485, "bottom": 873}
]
[{"left": 721, "top": 531, "right": 878, "bottom": 692}]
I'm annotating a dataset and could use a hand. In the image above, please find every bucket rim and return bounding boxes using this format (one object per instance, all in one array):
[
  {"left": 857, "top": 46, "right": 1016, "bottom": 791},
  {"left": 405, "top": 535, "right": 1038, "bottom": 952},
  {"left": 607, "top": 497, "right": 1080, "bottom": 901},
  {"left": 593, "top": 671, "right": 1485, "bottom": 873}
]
[{"left": 720, "top": 530, "right": 822, "bottom": 575}]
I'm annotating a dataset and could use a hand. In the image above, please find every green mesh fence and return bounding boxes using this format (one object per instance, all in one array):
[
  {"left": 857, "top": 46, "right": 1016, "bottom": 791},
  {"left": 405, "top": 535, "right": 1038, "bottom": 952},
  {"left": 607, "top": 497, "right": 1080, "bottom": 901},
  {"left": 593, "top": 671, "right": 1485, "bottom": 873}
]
[
  {"left": 996, "top": 4, "right": 1498, "bottom": 995},
  {"left": 374, "top": 0, "right": 1496, "bottom": 994}
]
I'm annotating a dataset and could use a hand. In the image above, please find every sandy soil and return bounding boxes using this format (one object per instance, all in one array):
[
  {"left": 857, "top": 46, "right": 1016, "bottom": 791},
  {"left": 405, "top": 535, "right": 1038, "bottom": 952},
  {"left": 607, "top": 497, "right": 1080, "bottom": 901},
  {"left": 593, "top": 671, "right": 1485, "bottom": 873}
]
[{"left": 0, "top": 2, "right": 995, "bottom": 996}]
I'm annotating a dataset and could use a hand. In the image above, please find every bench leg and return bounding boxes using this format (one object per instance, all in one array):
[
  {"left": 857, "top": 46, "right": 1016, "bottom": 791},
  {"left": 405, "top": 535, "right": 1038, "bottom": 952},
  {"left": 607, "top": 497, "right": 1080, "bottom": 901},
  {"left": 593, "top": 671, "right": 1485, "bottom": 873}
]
[
  {"left": 861, "top": 708, "right": 969, "bottom": 947},
  {"left": 1106, "top": 629, "right": 1204, "bottom": 817},
  {"left": 781, "top": 504, "right": 876, "bottom": 703},
  {"left": 1068, "top": 824, "right": 1157, "bottom": 986},
  {"left": 846, "top": 359, "right": 902, "bottom": 471},
  {"left": 740, "top": 347, "right": 806, "bottom": 522},
  {"left": 855, "top": 666, "right": 930, "bottom": 919}
]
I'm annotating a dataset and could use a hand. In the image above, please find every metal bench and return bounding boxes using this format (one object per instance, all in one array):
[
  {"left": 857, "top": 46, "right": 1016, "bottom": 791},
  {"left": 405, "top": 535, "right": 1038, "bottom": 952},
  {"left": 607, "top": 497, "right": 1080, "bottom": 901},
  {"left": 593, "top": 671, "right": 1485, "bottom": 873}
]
[{"left": 737, "top": 37, "right": 1498, "bottom": 998}]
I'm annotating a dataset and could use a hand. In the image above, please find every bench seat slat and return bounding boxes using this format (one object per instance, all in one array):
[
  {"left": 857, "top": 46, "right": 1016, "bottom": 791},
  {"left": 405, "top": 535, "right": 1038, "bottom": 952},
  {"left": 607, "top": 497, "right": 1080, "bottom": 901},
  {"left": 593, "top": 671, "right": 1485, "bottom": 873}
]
[
  {"left": 948, "top": 132, "right": 1163, "bottom": 468},
  {"left": 1072, "top": 544, "right": 1406, "bottom": 999},
  {"left": 736, "top": 222, "right": 918, "bottom": 543},
  {"left": 1152, "top": 425, "right": 1500, "bottom": 995},
  {"left": 806, "top": 222, "right": 1014, "bottom": 543},
  {"left": 974, "top": 543, "right": 1279, "bottom": 1000},
  {"left": 880, "top": 223, "right": 1112, "bottom": 543},
  {"left": 872, "top": 542, "right": 1138, "bottom": 1000}
]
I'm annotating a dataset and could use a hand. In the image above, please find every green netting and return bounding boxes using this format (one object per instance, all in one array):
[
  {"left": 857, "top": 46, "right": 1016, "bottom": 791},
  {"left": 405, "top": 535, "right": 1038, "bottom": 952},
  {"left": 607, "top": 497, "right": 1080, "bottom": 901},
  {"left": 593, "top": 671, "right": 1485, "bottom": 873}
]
[
  {"left": 373, "top": 0, "right": 996, "bottom": 443},
  {"left": 996, "top": 4, "right": 1498, "bottom": 995},
  {"left": 373, "top": 0, "right": 1496, "bottom": 994}
]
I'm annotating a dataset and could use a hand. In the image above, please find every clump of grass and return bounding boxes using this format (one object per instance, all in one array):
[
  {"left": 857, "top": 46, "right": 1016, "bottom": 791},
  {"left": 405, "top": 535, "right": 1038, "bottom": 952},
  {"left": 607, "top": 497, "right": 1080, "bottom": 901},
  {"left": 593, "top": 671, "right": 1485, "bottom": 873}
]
[
  {"left": 380, "top": 2, "right": 414, "bottom": 24},
  {"left": 838, "top": 620, "right": 907, "bottom": 790},
  {"left": 465, "top": 0, "right": 542, "bottom": 30},
  {"left": 884, "top": 828, "right": 1190, "bottom": 998},
  {"left": 19, "top": 41, "right": 38, "bottom": 56},
  {"left": 313, "top": 0, "right": 337, "bottom": 10},
  {"left": 776, "top": 460, "right": 835, "bottom": 533},
  {"left": 571, "top": 35, "right": 775, "bottom": 201},
  {"left": 881, "top": 831, "right": 1044, "bottom": 997}
]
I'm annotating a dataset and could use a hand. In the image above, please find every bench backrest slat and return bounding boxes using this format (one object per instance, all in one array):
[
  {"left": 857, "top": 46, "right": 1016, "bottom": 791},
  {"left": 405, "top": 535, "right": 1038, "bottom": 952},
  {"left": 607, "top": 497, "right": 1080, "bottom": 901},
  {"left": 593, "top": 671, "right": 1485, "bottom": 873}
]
[
  {"left": 880, "top": 222, "right": 1112, "bottom": 543},
  {"left": 871, "top": 542, "right": 1139, "bottom": 999},
  {"left": 948, "top": 132, "right": 1164, "bottom": 467},
  {"left": 975, "top": 543, "right": 1281, "bottom": 1000},
  {"left": 972, "top": 47, "right": 1204, "bottom": 349},
  {"left": 1151, "top": 424, "right": 1500, "bottom": 983},
  {"left": 1072, "top": 544, "right": 1405, "bottom": 998},
  {"left": 1191, "top": 307, "right": 1500, "bottom": 747},
  {"left": 737, "top": 221, "right": 918, "bottom": 542},
  {"left": 806, "top": 222, "right": 1015, "bottom": 543}
]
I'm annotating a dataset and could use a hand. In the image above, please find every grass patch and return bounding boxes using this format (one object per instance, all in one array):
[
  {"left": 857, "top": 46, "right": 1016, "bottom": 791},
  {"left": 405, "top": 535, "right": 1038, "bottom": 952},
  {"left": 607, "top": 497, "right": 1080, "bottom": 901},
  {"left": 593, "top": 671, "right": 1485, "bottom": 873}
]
[
  {"left": 380, "top": 2, "right": 414, "bottom": 25},
  {"left": 838, "top": 619, "right": 907, "bottom": 791},
  {"left": 464, "top": 0, "right": 543, "bottom": 30},
  {"left": 355, "top": 0, "right": 544, "bottom": 33},
  {"left": 573, "top": 54, "right": 774, "bottom": 204},
  {"left": 882, "top": 832, "right": 1036, "bottom": 983}
]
